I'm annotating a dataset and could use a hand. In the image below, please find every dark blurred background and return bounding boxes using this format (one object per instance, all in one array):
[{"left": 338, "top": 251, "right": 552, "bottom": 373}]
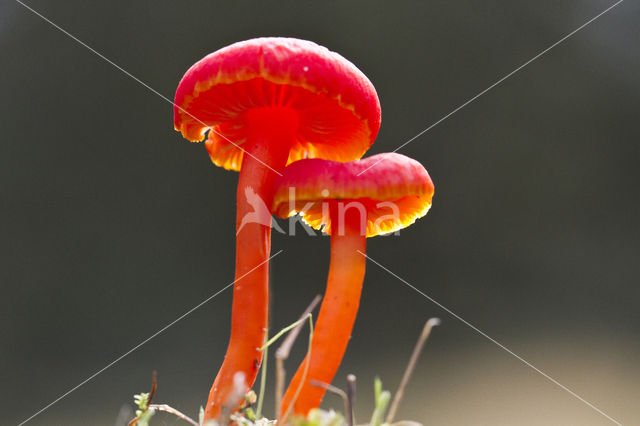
[{"left": 1, "top": 1, "right": 638, "bottom": 425}]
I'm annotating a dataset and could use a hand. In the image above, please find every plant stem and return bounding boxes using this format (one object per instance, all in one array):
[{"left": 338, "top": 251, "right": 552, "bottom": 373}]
[
  {"left": 386, "top": 318, "right": 440, "bottom": 424},
  {"left": 275, "top": 295, "right": 322, "bottom": 416},
  {"left": 255, "top": 331, "right": 268, "bottom": 419}
]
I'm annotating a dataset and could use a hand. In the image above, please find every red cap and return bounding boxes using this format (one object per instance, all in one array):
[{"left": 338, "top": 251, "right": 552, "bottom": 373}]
[
  {"left": 272, "top": 153, "right": 434, "bottom": 237},
  {"left": 174, "top": 38, "right": 381, "bottom": 170}
]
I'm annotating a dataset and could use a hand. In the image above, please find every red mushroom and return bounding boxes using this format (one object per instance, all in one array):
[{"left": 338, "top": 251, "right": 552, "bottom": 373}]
[
  {"left": 173, "top": 37, "right": 380, "bottom": 420},
  {"left": 271, "top": 153, "right": 434, "bottom": 418}
]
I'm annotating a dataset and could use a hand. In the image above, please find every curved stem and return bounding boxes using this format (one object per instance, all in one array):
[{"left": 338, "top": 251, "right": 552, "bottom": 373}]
[
  {"left": 280, "top": 204, "right": 367, "bottom": 418},
  {"left": 204, "top": 108, "right": 296, "bottom": 421}
]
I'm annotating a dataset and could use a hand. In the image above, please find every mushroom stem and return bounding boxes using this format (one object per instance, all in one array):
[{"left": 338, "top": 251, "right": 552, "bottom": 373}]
[
  {"left": 280, "top": 204, "right": 366, "bottom": 417},
  {"left": 204, "top": 107, "right": 297, "bottom": 421}
]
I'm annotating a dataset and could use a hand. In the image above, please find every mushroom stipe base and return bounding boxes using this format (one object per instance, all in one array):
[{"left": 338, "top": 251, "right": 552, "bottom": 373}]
[{"left": 128, "top": 317, "right": 439, "bottom": 426}]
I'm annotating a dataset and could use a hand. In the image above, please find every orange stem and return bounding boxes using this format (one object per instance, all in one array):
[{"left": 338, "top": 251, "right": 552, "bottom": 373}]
[
  {"left": 280, "top": 203, "right": 367, "bottom": 418},
  {"left": 204, "top": 108, "right": 297, "bottom": 421}
]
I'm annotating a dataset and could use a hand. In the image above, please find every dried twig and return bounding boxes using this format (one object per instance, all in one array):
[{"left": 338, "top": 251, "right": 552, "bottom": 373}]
[
  {"left": 256, "top": 331, "right": 269, "bottom": 418},
  {"left": 128, "top": 371, "right": 158, "bottom": 426},
  {"left": 275, "top": 356, "right": 286, "bottom": 418},
  {"left": 148, "top": 371, "right": 157, "bottom": 404},
  {"left": 279, "top": 315, "right": 314, "bottom": 423},
  {"left": 310, "top": 380, "right": 349, "bottom": 421},
  {"left": 274, "top": 294, "right": 322, "bottom": 415},
  {"left": 346, "top": 374, "right": 356, "bottom": 426},
  {"left": 386, "top": 318, "right": 440, "bottom": 424},
  {"left": 147, "top": 404, "right": 199, "bottom": 426}
]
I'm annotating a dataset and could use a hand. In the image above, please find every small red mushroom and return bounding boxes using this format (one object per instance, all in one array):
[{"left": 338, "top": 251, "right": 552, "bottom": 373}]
[
  {"left": 271, "top": 153, "right": 434, "bottom": 418},
  {"left": 173, "top": 37, "right": 380, "bottom": 420}
]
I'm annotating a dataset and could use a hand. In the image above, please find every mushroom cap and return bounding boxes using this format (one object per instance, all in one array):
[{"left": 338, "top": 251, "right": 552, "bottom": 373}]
[
  {"left": 173, "top": 37, "right": 381, "bottom": 171},
  {"left": 272, "top": 153, "right": 434, "bottom": 237}
]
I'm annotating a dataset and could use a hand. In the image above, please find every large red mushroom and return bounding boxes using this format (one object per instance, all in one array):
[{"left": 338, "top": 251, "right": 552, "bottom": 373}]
[
  {"left": 271, "top": 153, "right": 434, "bottom": 418},
  {"left": 173, "top": 37, "right": 380, "bottom": 421}
]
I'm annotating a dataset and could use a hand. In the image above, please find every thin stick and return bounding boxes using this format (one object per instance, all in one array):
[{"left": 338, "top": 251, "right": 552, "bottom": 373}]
[
  {"left": 279, "top": 315, "right": 314, "bottom": 423},
  {"left": 255, "top": 330, "right": 268, "bottom": 418},
  {"left": 261, "top": 318, "right": 306, "bottom": 350},
  {"left": 276, "top": 295, "right": 322, "bottom": 359},
  {"left": 346, "top": 374, "right": 356, "bottom": 426},
  {"left": 147, "top": 404, "right": 199, "bottom": 426},
  {"left": 275, "top": 357, "right": 285, "bottom": 418},
  {"left": 386, "top": 318, "right": 440, "bottom": 424},
  {"left": 148, "top": 371, "right": 157, "bottom": 405},
  {"left": 128, "top": 371, "right": 157, "bottom": 426},
  {"left": 310, "top": 380, "right": 349, "bottom": 420},
  {"left": 274, "top": 295, "right": 322, "bottom": 415}
]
